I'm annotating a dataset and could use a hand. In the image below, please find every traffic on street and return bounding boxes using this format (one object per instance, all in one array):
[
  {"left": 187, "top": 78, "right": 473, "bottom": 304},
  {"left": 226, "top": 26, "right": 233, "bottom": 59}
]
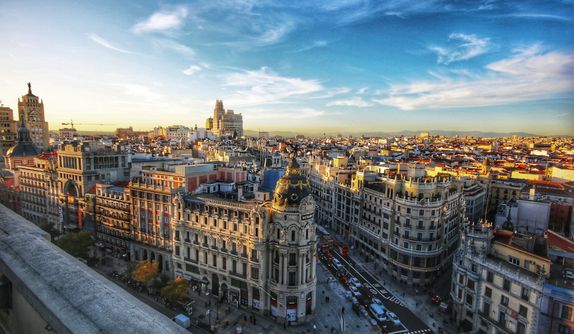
[{"left": 318, "top": 230, "right": 434, "bottom": 334}]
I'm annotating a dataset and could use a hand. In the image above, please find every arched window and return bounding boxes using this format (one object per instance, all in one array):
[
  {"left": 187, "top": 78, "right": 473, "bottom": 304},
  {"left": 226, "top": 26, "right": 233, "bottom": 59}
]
[{"left": 291, "top": 230, "right": 296, "bottom": 242}]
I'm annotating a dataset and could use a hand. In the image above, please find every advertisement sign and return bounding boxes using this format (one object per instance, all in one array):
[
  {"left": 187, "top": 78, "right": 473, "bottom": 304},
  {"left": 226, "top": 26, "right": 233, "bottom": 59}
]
[
  {"left": 271, "top": 305, "right": 277, "bottom": 316},
  {"left": 286, "top": 309, "right": 297, "bottom": 322},
  {"left": 252, "top": 299, "right": 260, "bottom": 310}
]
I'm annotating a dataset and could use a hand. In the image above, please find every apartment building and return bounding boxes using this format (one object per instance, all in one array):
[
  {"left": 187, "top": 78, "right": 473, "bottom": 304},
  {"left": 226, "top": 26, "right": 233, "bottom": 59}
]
[
  {"left": 95, "top": 183, "right": 131, "bottom": 258},
  {"left": 451, "top": 221, "right": 550, "bottom": 334}
]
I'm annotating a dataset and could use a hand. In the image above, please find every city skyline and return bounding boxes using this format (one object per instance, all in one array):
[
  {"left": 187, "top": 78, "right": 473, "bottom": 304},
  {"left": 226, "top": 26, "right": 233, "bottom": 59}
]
[{"left": 1, "top": 0, "right": 573, "bottom": 135}]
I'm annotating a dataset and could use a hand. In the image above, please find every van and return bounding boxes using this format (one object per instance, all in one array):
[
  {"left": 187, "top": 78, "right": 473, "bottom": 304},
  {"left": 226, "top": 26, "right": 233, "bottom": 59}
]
[{"left": 369, "top": 303, "right": 387, "bottom": 322}]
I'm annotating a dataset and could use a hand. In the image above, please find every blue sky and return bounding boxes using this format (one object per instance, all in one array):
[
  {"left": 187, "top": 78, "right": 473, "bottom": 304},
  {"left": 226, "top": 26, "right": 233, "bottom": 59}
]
[{"left": 1, "top": 0, "right": 573, "bottom": 135}]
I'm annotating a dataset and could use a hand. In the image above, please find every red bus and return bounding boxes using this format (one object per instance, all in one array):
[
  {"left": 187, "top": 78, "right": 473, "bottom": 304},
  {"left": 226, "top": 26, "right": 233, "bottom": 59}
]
[{"left": 341, "top": 243, "right": 349, "bottom": 257}]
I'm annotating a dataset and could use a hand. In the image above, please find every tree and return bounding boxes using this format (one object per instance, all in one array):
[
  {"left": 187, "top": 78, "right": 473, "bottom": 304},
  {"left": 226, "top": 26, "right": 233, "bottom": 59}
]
[
  {"left": 55, "top": 231, "right": 93, "bottom": 259},
  {"left": 161, "top": 276, "right": 190, "bottom": 304},
  {"left": 131, "top": 260, "right": 159, "bottom": 286}
]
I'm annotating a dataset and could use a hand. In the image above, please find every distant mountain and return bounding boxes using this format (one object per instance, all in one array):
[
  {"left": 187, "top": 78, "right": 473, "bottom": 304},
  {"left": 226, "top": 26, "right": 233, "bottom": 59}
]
[{"left": 244, "top": 129, "right": 572, "bottom": 138}]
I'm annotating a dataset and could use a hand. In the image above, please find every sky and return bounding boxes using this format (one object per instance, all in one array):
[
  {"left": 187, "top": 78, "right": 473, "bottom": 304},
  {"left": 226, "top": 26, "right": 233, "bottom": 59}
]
[{"left": 1, "top": 0, "right": 573, "bottom": 135}]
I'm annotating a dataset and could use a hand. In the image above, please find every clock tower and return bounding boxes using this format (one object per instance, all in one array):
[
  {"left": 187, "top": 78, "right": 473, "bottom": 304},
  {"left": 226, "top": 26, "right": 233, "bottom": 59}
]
[{"left": 267, "top": 154, "right": 317, "bottom": 324}]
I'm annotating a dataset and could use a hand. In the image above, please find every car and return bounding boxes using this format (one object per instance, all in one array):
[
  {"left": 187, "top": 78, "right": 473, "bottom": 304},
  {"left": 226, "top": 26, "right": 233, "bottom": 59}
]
[
  {"left": 387, "top": 312, "right": 401, "bottom": 326},
  {"left": 360, "top": 306, "right": 369, "bottom": 318},
  {"left": 350, "top": 286, "right": 359, "bottom": 294},
  {"left": 344, "top": 291, "right": 353, "bottom": 300},
  {"left": 372, "top": 297, "right": 382, "bottom": 305},
  {"left": 431, "top": 295, "right": 442, "bottom": 304},
  {"left": 349, "top": 277, "right": 360, "bottom": 286}
]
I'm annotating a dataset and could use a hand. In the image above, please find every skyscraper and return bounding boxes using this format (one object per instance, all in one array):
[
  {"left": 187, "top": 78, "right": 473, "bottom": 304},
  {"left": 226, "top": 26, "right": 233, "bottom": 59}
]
[{"left": 18, "top": 83, "right": 49, "bottom": 150}]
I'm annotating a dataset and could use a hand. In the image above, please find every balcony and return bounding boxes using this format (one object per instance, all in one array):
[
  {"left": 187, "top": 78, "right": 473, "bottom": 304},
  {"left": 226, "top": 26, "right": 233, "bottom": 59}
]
[{"left": 229, "top": 271, "right": 246, "bottom": 279}]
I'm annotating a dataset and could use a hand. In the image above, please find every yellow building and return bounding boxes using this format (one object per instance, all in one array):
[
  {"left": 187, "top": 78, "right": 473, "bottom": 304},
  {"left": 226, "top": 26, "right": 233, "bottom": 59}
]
[{"left": 17, "top": 83, "right": 49, "bottom": 150}]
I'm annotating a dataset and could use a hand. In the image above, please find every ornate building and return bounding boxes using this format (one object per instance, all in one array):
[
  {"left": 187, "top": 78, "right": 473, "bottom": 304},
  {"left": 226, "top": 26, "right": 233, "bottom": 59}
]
[
  {"left": 18, "top": 83, "right": 49, "bottom": 150},
  {"left": 205, "top": 100, "right": 243, "bottom": 137},
  {"left": 57, "top": 141, "right": 130, "bottom": 230},
  {"left": 95, "top": 183, "right": 132, "bottom": 259},
  {"left": 4, "top": 119, "right": 39, "bottom": 170},
  {"left": 171, "top": 156, "right": 317, "bottom": 323}
]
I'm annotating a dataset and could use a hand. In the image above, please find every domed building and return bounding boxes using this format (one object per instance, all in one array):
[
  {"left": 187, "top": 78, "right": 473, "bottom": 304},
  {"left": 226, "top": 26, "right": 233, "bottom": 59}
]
[
  {"left": 267, "top": 155, "right": 317, "bottom": 323},
  {"left": 4, "top": 118, "right": 39, "bottom": 170}
]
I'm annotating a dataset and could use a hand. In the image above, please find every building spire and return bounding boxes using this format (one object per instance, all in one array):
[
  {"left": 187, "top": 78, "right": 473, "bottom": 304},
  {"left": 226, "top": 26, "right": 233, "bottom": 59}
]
[{"left": 27, "top": 82, "right": 32, "bottom": 95}]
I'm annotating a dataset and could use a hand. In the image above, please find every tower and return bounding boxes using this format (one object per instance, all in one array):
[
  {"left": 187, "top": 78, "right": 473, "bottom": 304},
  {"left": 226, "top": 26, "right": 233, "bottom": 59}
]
[
  {"left": 267, "top": 154, "right": 317, "bottom": 323},
  {"left": 18, "top": 83, "right": 49, "bottom": 150}
]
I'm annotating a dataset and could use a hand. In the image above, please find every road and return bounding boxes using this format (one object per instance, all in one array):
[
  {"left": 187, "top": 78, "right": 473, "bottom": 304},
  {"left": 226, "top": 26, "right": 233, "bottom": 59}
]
[{"left": 330, "top": 250, "right": 434, "bottom": 334}]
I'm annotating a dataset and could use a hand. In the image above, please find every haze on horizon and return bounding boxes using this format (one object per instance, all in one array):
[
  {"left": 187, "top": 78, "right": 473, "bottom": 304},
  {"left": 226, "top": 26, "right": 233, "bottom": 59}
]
[{"left": 1, "top": 0, "right": 573, "bottom": 136}]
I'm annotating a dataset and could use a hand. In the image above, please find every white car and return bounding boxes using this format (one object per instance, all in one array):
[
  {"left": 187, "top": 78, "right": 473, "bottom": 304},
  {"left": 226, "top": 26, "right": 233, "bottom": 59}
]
[
  {"left": 387, "top": 312, "right": 401, "bottom": 325},
  {"left": 372, "top": 297, "right": 382, "bottom": 305},
  {"left": 349, "top": 277, "right": 360, "bottom": 286}
]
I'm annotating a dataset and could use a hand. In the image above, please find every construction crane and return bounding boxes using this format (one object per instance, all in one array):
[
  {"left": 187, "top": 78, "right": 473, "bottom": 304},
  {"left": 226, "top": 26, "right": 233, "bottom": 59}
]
[{"left": 61, "top": 120, "right": 110, "bottom": 129}]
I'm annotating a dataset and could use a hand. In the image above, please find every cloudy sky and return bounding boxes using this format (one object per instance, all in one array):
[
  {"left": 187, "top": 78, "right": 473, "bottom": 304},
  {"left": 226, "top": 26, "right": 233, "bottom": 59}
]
[{"left": 1, "top": 0, "right": 573, "bottom": 135}]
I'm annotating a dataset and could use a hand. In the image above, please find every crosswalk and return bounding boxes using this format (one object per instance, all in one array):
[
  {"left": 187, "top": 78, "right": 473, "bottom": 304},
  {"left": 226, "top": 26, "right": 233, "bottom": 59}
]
[
  {"left": 384, "top": 294, "right": 404, "bottom": 306},
  {"left": 406, "top": 329, "right": 433, "bottom": 334}
]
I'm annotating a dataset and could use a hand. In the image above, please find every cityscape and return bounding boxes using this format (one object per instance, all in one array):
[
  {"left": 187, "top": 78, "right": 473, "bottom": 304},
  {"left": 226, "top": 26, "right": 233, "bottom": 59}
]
[{"left": 0, "top": 1, "right": 573, "bottom": 334}]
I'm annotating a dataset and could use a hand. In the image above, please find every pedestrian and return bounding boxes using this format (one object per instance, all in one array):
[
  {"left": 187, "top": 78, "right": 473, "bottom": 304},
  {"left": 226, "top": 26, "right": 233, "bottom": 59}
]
[
  {"left": 253, "top": 318, "right": 256, "bottom": 325},
  {"left": 283, "top": 322, "right": 286, "bottom": 329}
]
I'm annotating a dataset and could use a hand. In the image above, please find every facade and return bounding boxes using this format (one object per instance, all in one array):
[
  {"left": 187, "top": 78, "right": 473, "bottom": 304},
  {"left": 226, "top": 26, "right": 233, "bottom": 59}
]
[
  {"left": 17, "top": 153, "right": 60, "bottom": 229},
  {"left": 463, "top": 180, "right": 487, "bottom": 224},
  {"left": 0, "top": 106, "right": 17, "bottom": 157},
  {"left": 451, "top": 221, "right": 550, "bottom": 334},
  {"left": 359, "top": 171, "right": 464, "bottom": 286},
  {"left": 129, "top": 166, "right": 185, "bottom": 275},
  {"left": 95, "top": 183, "right": 132, "bottom": 258},
  {"left": 57, "top": 141, "right": 130, "bottom": 230},
  {"left": 17, "top": 83, "right": 49, "bottom": 150},
  {"left": 58, "top": 127, "right": 78, "bottom": 139},
  {"left": 171, "top": 156, "right": 317, "bottom": 323},
  {"left": 205, "top": 100, "right": 243, "bottom": 137},
  {"left": 165, "top": 125, "right": 190, "bottom": 143}
]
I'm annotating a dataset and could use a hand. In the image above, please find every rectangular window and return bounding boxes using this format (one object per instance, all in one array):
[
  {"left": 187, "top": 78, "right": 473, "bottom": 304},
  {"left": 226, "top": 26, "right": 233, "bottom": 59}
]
[
  {"left": 288, "top": 272, "right": 296, "bottom": 286},
  {"left": 501, "top": 295, "right": 509, "bottom": 306},
  {"left": 487, "top": 271, "right": 494, "bottom": 283},
  {"left": 222, "top": 257, "right": 227, "bottom": 270},
  {"left": 508, "top": 256, "right": 520, "bottom": 266},
  {"left": 519, "top": 305, "right": 528, "bottom": 318},
  {"left": 521, "top": 287, "right": 530, "bottom": 301},
  {"left": 485, "top": 286, "right": 492, "bottom": 298},
  {"left": 503, "top": 279, "right": 511, "bottom": 292},
  {"left": 562, "top": 306, "right": 573, "bottom": 320},
  {"left": 483, "top": 302, "right": 490, "bottom": 316},
  {"left": 251, "top": 267, "right": 259, "bottom": 279}
]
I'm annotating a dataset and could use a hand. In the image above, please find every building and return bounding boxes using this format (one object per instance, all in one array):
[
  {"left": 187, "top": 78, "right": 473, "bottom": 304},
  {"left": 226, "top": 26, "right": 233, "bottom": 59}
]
[
  {"left": 58, "top": 127, "right": 78, "bottom": 139},
  {"left": 0, "top": 106, "right": 17, "bottom": 158},
  {"left": 359, "top": 168, "right": 464, "bottom": 286},
  {"left": 463, "top": 180, "right": 487, "bottom": 224},
  {"left": 57, "top": 141, "right": 130, "bottom": 230},
  {"left": 95, "top": 183, "right": 131, "bottom": 259},
  {"left": 171, "top": 156, "right": 317, "bottom": 323},
  {"left": 205, "top": 100, "right": 243, "bottom": 137},
  {"left": 165, "top": 125, "right": 190, "bottom": 143},
  {"left": 451, "top": 220, "right": 550, "bottom": 334},
  {"left": 17, "top": 153, "right": 60, "bottom": 229},
  {"left": 4, "top": 119, "right": 39, "bottom": 170},
  {"left": 116, "top": 126, "right": 135, "bottom": 139},
  {"left": 17, "top": 83, "right": 49, "bottom": 150}
]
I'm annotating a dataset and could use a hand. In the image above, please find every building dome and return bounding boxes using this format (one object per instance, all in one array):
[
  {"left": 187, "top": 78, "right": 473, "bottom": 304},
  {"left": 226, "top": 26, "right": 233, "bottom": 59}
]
[
  {"left": 272, "top": 156, "right": 311, "bottom": 210},
  {"left": 5, "top": 119, "right": 39, "bottom": 158}
]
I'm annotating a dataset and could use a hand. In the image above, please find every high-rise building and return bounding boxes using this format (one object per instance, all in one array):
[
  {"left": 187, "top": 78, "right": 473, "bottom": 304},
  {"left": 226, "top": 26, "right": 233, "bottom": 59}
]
[
  {"left": 18, "top": 83, "right": 49, "bottom": 150},
  {"left": 0, "top": 105, "right": 17, "bottom": 157},
  {"left": 205, "top": 100, "right": 243, "bottom": 137}
]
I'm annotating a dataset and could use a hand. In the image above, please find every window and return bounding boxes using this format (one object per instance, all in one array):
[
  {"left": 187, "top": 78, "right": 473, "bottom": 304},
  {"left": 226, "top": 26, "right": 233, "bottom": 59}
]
[
  {"left": 255, "top": 227, "right": 259, "bottom": 237},
  {"left": 501, "top": 295, "right": 509, "bottom": 306},
  {"left": 289, "top": 253, "right": 297, "bottom": 266},
  {"left": 485, "top": 286, "right": 492, "bottom": 298},
  {"left": 288, "top": 271, "right": 296, "bottom": 286},
  {"left": 519, "top": 305, "right": 527, "bottom": 318},
  {"left": 251, "top": 267, "right": 259, "bottom": 279},
  {"left": 222, "top": 258, "right": 227, "bottom": 270},
  {"left": 483, "top": 302, "right": 490, "bottom": 316},
  {"left": 233, "top": 223, "right": 238, "bottom": 231},
  {"left": 277, "top": 229, "right": 280, "bottom": 240},
  {"left": 419, "top": 209, "right": 424, "bottom": 216},
  {"left": 291, "top": 230, "right": 296, "bottom": 242},
  {"left": 508, "top": 256, "right": 520, "bottom": 266},
  {"left": 212, "top": 254, "right": 217, "bottom": 267},
  {"left": 498, "top": 311, "right": 506, "bottom": 325},
  {"left": 558, "top": 324, "right": 571, "bottom": 334},
  {"left": 503, "top": 279, "right": 511, "bottom": 292},
  {"left": 232, "top": 260, "right": 237, "bottom": 273},
  {"left": 459, "top": 274, "right": 464, "bottom": 284},
  {"left": 516, "top": 322, "right": 526, "bottom": 334},
  {"left": 521, "top": 287, "right": 529, "bottom": 301},
  {"left": 487, "top": 271, "right": 494, "bottom": 283},
  {"left": 467, "top": 279, "right": 475, "bottom": 291},
  {"left": 465, "top": 294, "right": 473, "bottom": 306},
  {"left": 175, "top": 246, "right": 180, "bottom": 256},
  {"left": 562, "top": 306, "right": 573, "bottom": 320}
]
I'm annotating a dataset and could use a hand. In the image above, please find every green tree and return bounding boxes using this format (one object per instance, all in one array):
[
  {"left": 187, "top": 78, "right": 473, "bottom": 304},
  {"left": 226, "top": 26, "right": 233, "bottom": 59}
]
[
  {"left": 54, "top": 231, "right": 93, "bottom": 259},
  {"left": 160, "top": 276, "right": 190, "bottom": 304},
  {"left": 131, "top": 260, "right": 159, "bottom": 286}
]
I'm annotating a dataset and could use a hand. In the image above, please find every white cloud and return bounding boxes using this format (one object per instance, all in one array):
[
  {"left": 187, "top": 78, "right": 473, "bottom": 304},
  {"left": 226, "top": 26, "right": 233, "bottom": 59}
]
[
  {"left": 375, "top": 45, "right": 574, "bottom": 110},
  {"left": 430, "top": 33, "right": 490, "bottom": 64},
  {"left": 152, "top": 39, "right": 195, "bottom": 58},
  {"left": 87, "top": 33, "right": 131, "bottom": 54},
  {"left": 327, "top": 97, "right": 373, "bottom": 107},
  {"left": 291, "top": 40, "right": 329, "bottom": 53},
  {"left": 257, "top": 21, "right": 295, "bottom": 45},
  {"left": 356, "top": 87, "right": 368, "bottom": 94},
  {"left": 133, "top": 7, "right": 188, "bottom": 34},
  {"left": 114, "top": 83, "right": 164, "bottom": 102},
  {"left": 182, "top": 65, "right": 202, "bottom": 76},
  {"left": 223, "top": 67, "right": 323, "bottom": 105}
]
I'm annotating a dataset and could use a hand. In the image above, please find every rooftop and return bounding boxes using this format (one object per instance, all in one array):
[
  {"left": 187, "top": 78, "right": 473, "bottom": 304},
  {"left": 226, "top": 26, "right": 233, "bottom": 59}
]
[{"left": 0, "top": 204, "right": 188, "bottom": 334}]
